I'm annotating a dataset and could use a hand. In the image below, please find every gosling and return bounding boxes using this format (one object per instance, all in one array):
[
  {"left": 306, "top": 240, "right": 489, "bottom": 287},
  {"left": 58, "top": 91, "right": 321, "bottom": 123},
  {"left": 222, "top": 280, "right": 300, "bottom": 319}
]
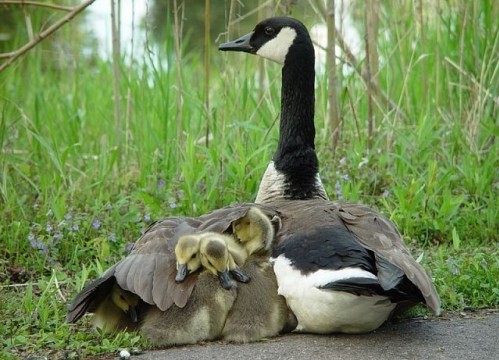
[
  {"left": 174, "top": 234, "right": 202, "bottom": 282},
  {"left": 222, "top": 207, "right": 291, "bottom": 343},
  {"left": 92, "top": 283, "right": 140, "bottom": 333},
  {"left": 174, "top": 232, "right": 250, "bottom": 286},
  {"left": 140, "top": 233, "right": 240, "bottom": 346},
  {"left": 232, "top": 207, "right": 275, "bottom": 256}
]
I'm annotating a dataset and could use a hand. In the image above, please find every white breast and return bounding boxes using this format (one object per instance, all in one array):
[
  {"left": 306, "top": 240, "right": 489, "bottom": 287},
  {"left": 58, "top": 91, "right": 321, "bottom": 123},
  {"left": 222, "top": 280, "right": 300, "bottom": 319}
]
[{"left": 255, "top": 161, "right": 329, "bottom": 203}]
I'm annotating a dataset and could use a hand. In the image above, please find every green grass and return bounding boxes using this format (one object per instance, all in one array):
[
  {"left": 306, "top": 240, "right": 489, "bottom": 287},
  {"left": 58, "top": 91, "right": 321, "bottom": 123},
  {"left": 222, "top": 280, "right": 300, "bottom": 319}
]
[{"left": 0, "top": 1, "right": 498, "bottom": 358}]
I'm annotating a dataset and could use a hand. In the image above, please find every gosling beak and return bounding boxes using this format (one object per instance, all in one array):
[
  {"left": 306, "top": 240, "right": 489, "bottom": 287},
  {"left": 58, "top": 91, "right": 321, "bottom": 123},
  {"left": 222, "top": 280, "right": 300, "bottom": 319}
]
[
  {"left": 217, "top": 270, "right": 233, "bottom": 290},
  {"left": 175, "top": 264, "right": 189, "bottom": 282},
  {"left": 219, "top": 32, "right": 255, "bottom": 53},
  {"left": 230, "top": 267, "right": 251, "bottom": 283},
  {"left": 128, "top": 306, "right": 138, "bottom": 323}
]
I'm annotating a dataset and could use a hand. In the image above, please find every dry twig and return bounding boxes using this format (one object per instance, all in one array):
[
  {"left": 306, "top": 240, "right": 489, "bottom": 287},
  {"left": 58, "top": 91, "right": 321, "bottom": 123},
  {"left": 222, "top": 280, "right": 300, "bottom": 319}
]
[
  {"left": 0, "top": 0, "right": 72, "bottom": 11},
  {"left": 0, "top": 0, "right": 97, "bottom": 73}
]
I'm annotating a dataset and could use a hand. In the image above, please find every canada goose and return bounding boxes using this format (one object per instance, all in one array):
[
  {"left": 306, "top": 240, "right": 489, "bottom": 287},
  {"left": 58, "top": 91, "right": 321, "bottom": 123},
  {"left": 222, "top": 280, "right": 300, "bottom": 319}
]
[
  {"left": 220, "top": 17, "right": 440, "bottom": 333},
  {"left": 92, "top": 283, "right": 140, "bottom": 333},
  {"left": 66, "top": 205, "right": 280, "bottom": 323},
  {"left": 222, "top": 207, "right": 290, "bottom": 343}
]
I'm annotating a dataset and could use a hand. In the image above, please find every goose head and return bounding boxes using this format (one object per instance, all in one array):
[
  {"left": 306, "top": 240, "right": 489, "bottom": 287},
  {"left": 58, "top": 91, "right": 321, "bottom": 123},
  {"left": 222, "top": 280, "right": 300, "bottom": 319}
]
[
  {"left": 175, "top": 234, "right": 202, "bottom": 282},
  {"left": 199, "top": 234, "right": 234, "bottom": 290},
  {"left": 110, "top": 284, "right": 140, "bottom": 323},
  {"left": 219, "top": 17, "right": 311, "bottom": 65}
]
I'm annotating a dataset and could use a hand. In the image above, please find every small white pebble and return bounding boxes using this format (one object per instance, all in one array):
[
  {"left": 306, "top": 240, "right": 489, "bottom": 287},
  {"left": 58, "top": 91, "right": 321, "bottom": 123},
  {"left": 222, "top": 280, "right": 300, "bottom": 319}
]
[{"left": 119, "top": 349, "right": 131, "bottom": 360}]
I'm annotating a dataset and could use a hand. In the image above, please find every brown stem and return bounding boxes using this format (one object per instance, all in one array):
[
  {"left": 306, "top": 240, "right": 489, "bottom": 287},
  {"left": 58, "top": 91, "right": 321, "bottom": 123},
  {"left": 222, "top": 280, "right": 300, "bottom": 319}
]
[
  {"left": 326, "top": 0, "right": 340, "bottom": 151},
  {"left": 204, "top": 0, "right": 211, "bottom": 147},
  {"left": 111, "top": 0, "right": 122, "bottom": 163}
]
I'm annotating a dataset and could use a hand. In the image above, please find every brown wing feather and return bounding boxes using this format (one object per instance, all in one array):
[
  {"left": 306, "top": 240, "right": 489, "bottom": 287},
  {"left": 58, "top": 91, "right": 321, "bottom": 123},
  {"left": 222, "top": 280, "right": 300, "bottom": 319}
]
[{"left": 335, "top": 202, "right": 441, "bottom": 315}]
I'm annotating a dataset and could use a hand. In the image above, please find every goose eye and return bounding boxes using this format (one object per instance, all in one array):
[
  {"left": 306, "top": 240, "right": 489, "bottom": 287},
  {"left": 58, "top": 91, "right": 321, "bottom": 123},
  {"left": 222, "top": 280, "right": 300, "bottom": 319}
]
[
  {"left": 264, "top": 26, "right": 274, "bottom": 36},
  {"left": 191, "top": 253, "right": 196, "bottom": 259}
]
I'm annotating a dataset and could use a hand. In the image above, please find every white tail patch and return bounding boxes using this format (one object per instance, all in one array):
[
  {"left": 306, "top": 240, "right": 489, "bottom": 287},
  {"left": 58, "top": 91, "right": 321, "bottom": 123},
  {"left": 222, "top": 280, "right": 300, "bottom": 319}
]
[{"left": 272, "top": 255, "right": 396, "bottom": 333}]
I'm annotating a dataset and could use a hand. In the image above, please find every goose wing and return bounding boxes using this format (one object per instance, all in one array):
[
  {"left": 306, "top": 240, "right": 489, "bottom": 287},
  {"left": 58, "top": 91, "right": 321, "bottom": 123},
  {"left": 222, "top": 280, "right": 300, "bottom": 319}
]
[
  {"left": 334, "top": 202, "right": 441, "bottom": 315},
  {"left": 66, "top": 271, "right": 116, "bottom": 323}
]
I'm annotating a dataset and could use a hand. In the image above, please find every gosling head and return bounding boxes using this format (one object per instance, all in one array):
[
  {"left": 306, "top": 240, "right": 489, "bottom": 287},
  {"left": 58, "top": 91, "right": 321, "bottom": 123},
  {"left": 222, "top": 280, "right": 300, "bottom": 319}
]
[
  {"left": 232, "top": 207, "right": 274, "bottom": 255},
  {"left": 199, "top": 234, "right": 233, "bottom": 290},
  {"left": 175, "top": 234, "right": 202, "bottom": 282},
  {"left": 111, "top": 284, "right": 140, "bottom": 323}
]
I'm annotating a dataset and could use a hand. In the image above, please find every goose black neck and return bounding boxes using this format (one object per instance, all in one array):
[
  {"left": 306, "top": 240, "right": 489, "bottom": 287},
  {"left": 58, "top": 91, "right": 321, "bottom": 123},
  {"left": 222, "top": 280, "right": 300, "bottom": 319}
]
[{"left": 273, "top": 38, "right": 321, "bottom": 200}]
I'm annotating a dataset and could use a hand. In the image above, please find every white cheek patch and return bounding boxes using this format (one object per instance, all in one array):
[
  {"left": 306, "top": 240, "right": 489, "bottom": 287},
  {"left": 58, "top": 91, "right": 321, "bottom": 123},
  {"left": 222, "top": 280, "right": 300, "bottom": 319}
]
[{"left": 256, "top": 27, "right": 297, "bottom": 64}]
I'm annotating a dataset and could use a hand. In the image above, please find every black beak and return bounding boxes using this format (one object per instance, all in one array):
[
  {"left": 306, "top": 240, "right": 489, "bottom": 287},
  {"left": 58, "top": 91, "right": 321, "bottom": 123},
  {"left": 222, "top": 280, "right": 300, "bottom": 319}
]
[
  {"left": 217, "top": 270, "right": 233, "bottom": 290},
  {"left": 128, "top": 306, "right": 138, "bottom": 323},
  {"left": 219, "top": 32, "right": 255, "bottom": 53},
  {"left": 175, "top": 264, "right": 189, "bottom": 282}
]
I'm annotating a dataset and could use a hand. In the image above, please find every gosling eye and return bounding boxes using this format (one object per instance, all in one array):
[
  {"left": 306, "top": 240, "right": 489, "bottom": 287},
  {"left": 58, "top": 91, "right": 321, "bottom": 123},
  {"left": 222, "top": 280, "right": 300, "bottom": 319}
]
[
  {"left": 264, "top": 26, "right": 275, "bottom": 36},
  {"left": 191, "top": 253, "right": 197, "bottom": 259},
  {"left": 120, "top": 294, "right": 126, "bottom": 301}
]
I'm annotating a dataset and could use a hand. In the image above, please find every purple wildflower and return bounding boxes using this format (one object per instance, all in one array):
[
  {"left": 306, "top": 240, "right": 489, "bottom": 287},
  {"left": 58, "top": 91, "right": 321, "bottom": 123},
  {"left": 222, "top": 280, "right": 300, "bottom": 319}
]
[
  {"left": 144, "top": 214, "right": 151, "bottom": 222},
  {"left": 169, "top": 201, "right": 176, "bottom": 209},
  {"left": 46, "top": 224, "right": 53, "bottom": 233},
  {"left": 28, "top": 234, "right": 49, "bottom": 255},
  {"left": 92, "top": 220, "right": 101, "bottom": 230},
  {"left": 64, "top": 213, "right": 72, "bottom": 220},
  {"left": 108, "top": 233, "right": 116, "bottom": 242},
  {"left": 382, "top": 190, "right": 390, "bottom": 198},
  {"left": 53, "top": 232, "right": 63, "bottom": 241},
  {"left": 70, "top": 224, "right": 79, "bottom": 232},
  {"left": 157, "top": 179, "right": 165, "bottom": 188}
]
